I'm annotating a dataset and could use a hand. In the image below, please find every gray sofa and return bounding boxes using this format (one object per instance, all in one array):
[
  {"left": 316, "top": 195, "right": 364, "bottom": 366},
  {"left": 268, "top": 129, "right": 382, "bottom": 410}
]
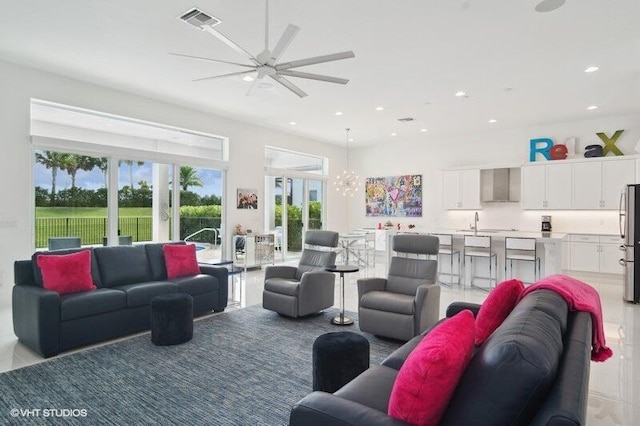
[
  {"left": 290, "top": 289, "right": 592, "bottom": 425},
  {"left": 13, "top": 242, "right": 228, "bottom": 357}
]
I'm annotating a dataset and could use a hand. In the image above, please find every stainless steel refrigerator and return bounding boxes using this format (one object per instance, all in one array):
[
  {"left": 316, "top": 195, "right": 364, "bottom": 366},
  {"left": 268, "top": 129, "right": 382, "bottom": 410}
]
[{"left": 620, "top": 184, "right": 640, "bottom": 303}]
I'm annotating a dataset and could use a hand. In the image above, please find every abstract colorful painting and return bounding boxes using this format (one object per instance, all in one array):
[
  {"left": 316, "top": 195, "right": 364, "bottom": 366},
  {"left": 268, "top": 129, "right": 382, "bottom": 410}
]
[{"left": 365, "top": 175, "right": 422, "bottom": 217}]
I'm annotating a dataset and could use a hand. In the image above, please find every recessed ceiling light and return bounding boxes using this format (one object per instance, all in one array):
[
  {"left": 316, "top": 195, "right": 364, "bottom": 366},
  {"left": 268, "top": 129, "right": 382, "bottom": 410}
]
[
  {"left": 535, "top": 0, "right": 566, "bottom": 13},
  {"left": 391, "top": 132, "right": 397, "bottom": 136},
  {"left": 289, "top": 121, "right": 297, "bottom": 125},
  {"left": 420, "top": 128, "right": 428, "bottom": 132},
  {"left": 375, "top": 106, "right": 384, "bottom": 111},
  {"left": 455, "top": 91, "right": 468, "bottom": 97},
  {"left": 335, "top": 111, "right": 343, "bottom": 116},
  {"left": 242, "top": 75, "right": 255, "bottom": 82},
  {"left": 488, "top": 119, "right": 497, "bottom": 123},
  {"left": 587, "top": 105, "right": 598, "bottom": 110},
  {"left": 584, "top": 66, "right": 599, "bottom": 73}
]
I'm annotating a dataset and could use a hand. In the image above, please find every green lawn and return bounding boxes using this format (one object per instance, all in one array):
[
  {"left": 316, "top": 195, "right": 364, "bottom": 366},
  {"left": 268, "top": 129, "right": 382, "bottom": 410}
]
[{"left": 36, "top": 207, "right": 152, "bottom": 217}]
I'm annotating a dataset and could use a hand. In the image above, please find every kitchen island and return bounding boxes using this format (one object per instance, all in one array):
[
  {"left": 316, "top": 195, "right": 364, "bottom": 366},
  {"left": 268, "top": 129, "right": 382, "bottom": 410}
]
[{"left": 381, "top": 229, "right": 568, "bottom": 285}]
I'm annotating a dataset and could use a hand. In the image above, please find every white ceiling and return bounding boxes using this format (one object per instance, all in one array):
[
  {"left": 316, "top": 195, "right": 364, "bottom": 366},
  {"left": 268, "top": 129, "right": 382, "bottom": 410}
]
[{"left": 1, "top": 0, "right": 639, "bottom": 147}]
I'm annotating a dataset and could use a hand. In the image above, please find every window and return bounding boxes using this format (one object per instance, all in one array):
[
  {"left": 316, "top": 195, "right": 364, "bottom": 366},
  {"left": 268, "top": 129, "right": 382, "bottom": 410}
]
[{"left": 31, "top": 100, "right": 227, "bottom": 260}]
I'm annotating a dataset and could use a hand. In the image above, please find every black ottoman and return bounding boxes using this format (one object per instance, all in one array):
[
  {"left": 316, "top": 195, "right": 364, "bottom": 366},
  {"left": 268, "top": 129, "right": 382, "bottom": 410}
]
[
  {"left": 150, "top": 293, "right": 194, "bottom": 346},
  {"left": 312, "top": 332, "right": 370, "bottom": 393}
]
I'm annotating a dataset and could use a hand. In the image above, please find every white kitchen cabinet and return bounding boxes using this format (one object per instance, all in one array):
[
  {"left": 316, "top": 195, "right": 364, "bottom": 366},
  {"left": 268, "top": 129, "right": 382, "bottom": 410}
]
[
  {"left": 600, "top": 243, "right": 624, "bottom": 274},
  {"left": 522, "top": 163, "right": 571, "bottom": 209},
  {"left": 568, "top": 234, "right": 623, "bottom": 274},
  {"left": 602, "top": 159, "right": 635, "bottom": 209},
  {"left": 572, "top": 159, "right": 635, "bottom": 209},
  {"left": 442, "top": 169, "right": 481, "bottom": 210}
]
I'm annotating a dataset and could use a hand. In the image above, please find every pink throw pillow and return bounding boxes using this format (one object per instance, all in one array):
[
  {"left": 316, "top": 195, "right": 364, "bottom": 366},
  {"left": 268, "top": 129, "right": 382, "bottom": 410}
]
[
  {"left": 388, "top": 310, "right": 475, "bottom": 426},
  {"left": 36, "top": 250, "right": 96, "bottom": 294},
  {"left": 163, "top": 244, "right": 201, "bottom": 279},
  {"left": 474, "top": 279, "right": 525, "bottom": 345}
]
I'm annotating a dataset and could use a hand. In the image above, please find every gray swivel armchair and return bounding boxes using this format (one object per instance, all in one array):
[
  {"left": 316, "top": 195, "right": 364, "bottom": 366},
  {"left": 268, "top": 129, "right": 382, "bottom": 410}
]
[
  {"left": 358, "top": 234, "right": 441, "bottom": 341},
  {"left": 263, "top": 230, "right": 339, "bottom": 318}
]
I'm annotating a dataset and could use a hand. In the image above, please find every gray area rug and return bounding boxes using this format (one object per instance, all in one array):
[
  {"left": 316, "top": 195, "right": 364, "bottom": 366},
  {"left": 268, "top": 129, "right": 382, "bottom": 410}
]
[{"left": 0, "top": 306, "right": 402, "bottom": 425}]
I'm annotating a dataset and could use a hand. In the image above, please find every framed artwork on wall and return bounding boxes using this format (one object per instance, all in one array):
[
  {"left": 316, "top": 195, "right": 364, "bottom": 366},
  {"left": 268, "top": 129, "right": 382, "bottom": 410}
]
[
  {"left": 237, "top": 188, "right": 258, "bottom": 209},
  {"left": 365, "top": 175, "right": 422, "bottom": 217}
]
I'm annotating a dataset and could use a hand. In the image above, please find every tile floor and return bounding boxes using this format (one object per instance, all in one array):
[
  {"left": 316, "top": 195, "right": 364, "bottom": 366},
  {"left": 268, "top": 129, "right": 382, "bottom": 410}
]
[{"left": 0, "top": 256, "right": 639, "bottom": 425}]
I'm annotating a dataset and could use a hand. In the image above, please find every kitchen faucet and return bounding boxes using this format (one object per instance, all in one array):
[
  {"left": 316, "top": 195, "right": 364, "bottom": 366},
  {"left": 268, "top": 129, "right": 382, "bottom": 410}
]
[{"left": 474, "top": 211, "right": 479, "bottom": 236}]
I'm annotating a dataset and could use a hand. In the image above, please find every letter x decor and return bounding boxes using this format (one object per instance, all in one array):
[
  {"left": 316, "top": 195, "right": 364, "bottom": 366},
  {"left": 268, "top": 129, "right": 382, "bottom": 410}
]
[{"left": 597, "top": 130, "right": 624, "bottom": 156}]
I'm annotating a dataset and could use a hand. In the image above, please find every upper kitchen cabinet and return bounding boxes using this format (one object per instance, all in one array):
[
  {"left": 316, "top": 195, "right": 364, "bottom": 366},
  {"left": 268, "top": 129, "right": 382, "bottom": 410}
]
[
  {"left": 442, "top": 169, "right": 481, "bottom": 210},
  {"left": 572, "top": 158, "right": 635, "bottom": 209},
  {"left": 522, "top": 162, "right": 572, "bottom": 209}
]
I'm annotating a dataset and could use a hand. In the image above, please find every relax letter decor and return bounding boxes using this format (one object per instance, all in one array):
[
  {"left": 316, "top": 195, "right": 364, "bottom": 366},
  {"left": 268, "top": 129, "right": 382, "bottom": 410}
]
[{"left": 529, "top": 130, "right": 625, "bottom": 161}]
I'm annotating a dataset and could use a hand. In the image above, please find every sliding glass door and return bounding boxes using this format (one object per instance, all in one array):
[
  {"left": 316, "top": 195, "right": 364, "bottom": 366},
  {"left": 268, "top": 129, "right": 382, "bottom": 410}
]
[{"left": 266, "top": 175, "right": 325, "bottom": 260}]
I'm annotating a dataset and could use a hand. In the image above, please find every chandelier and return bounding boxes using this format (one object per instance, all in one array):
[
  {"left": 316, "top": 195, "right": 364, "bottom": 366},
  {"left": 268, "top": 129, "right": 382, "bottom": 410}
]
[{"left": 334, "top": 128, "right": 362, "bottom": 197}]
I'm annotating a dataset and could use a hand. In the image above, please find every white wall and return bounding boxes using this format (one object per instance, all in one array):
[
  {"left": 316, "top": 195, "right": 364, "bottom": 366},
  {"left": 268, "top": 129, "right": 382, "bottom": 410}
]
[
  {"left": 349, "top": 114, "right": 640, "bottom": 234},
  {"left": 0, "top": 59, "right": 349, "bottom": 298}
]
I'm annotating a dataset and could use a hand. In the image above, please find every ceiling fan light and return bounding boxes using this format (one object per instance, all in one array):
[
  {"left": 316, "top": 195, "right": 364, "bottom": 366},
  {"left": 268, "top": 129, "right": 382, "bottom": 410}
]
[{"left": 242, "top": 75, "right": 255, "bottom": 82}]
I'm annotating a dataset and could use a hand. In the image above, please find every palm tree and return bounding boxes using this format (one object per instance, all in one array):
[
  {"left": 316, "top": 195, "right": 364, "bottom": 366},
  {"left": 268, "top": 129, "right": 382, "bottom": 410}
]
[
  {"left": 35, "top": 151, "right": 70, "bottom": 204},
  {"left": 62, "top": 154, "right": 95, "bottom": 189},
  {"left": 180, "top": 166, "right": 203, "bottom": 191},
  {"left": 118, "top": 160, "right": 145, "bottom": 189},
  {"left": 95, "top": 157, "right": 109, "bottom": 187}
]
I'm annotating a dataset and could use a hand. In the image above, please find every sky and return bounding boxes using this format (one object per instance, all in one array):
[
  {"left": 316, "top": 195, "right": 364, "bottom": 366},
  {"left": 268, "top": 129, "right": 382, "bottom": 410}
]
[{"left": 34, "top": 158, "right": 222, "bottom": 196}]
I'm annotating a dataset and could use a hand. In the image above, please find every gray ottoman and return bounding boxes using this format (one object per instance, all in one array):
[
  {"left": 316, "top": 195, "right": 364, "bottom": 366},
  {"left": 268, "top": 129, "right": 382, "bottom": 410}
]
[
  {"left": 150, "top": 293, "right": 194, "bottom": 346},
  {"left": 312, "top": 332, "right": 370, "bottom": 393}
]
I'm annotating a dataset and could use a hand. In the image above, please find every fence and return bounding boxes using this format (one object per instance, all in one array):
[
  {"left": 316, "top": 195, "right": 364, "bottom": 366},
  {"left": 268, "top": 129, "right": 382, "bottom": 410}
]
[{"left": 35, "top": 216, "right": 222, "bottom": 248}]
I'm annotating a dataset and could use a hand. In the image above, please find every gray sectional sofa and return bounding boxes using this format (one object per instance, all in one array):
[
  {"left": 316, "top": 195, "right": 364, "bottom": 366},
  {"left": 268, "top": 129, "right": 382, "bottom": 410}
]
[
  {"left": 13, "top": 242, "right": 227, "bottom": 357},
  {"left": 290, "top": 289, "right": 592, "bottom": 425}
]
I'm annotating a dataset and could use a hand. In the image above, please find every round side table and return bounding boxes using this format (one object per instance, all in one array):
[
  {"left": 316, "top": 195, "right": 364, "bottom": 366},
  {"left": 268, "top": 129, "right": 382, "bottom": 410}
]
[{"left": 325, "top": 264, "right": 359, "bottom": 326}]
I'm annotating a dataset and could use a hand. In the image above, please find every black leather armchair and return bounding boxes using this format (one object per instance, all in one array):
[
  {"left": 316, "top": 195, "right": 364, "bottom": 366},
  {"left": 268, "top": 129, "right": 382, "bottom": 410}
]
[{"left": 263, "top": 230, "right": 339, "bottom": 318}]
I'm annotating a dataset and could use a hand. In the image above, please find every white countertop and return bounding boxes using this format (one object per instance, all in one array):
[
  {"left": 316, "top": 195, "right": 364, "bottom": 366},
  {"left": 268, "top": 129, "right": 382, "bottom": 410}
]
[
  {"left": 434, "top": 229, "right": 567, "bottom": 242},
  {"left": 380, "top": 228, "right": 567, "bottom": 242}
]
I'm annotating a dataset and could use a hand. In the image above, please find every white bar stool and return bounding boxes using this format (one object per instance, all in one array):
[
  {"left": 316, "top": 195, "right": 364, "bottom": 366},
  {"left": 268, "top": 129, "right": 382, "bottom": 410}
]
[
  {"left": 463, "top": 235, "right": 497, "bottom": 291},
  {"left": 505, "top": 237, "right": 540, "bottom": 283},
  {"left": 431, "top": 234, "right": 460, "bottom": 287}
]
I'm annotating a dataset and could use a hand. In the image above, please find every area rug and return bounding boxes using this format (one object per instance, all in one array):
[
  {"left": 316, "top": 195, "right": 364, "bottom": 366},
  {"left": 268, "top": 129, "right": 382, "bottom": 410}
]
[{"left": 0, "top": 306, "right": 403, "bottom": 425}]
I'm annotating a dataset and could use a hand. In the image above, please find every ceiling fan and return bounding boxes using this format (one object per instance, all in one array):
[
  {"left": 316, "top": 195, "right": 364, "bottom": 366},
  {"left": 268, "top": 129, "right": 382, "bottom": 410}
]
[{"left": 174, "top": 1, "right": 355, "bottom": 98}]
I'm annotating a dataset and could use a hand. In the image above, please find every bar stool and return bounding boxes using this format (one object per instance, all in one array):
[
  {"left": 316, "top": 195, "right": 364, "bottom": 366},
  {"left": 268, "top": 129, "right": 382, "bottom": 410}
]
[
  {"left": 431, "top": 234, "right": 460, "bottom": 287},
  {"left": 463, "top": 235, "right": 497, "bottom": 291},
  {"left": 505, "top": 237, "right": 540, "bottom": 283}
]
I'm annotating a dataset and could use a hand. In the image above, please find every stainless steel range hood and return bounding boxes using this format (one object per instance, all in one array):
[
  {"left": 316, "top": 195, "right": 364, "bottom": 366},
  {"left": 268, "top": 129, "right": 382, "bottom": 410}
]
[{"left": 481, "top": 168, "right": 521, "bottom": 203}]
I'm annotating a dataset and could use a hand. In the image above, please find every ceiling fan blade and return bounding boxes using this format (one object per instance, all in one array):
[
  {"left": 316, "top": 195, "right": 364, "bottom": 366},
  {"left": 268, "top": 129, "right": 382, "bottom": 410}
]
[
  {"left": 276, "top": 51, "right": 355, "bottom": 70},
  {"left": 169, "top": 52, "right": 255, "bottom": 68},
  {"left": 267, "top": 24, "right": 300, "bottom": 66},
  {"left": 201, "top": 26, "right": 262, "bottom": 66},
  {"left": 192, "top": 70, "right": 256, "bottom": 82},
  {"left": 270, "top": 74, "right": 308, "bottom": 98},
  {"left": 277, "top": 70, "right": 349, "bottom": 85},
  {"left": 246, "top": 76, "right": 264, "bottom": 96}
]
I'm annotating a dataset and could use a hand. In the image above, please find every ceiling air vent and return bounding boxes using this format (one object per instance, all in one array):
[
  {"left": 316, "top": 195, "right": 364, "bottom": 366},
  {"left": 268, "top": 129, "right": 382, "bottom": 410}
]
[
  {"left": 179, "top": 8, "right": 221, "bottom": 29},
  {"left": 397, "top": 117, "right": 415, "bottom": 122}
]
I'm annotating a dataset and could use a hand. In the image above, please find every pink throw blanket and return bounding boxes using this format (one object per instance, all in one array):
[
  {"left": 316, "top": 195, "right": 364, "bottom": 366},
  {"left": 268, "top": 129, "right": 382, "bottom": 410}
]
[{"left": 520, "top": 274, "right": 612, "bottom": 362}]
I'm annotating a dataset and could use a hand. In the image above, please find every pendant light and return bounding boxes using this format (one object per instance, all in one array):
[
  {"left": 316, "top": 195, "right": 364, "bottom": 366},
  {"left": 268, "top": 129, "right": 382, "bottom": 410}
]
[{"left": 334, "top": 128, "right": 361, "bottom": 197}]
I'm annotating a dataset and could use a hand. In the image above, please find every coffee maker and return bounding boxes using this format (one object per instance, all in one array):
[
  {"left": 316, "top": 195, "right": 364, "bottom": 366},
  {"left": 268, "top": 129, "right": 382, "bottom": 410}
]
[{"left": 541, "top": 215, "right": 552, "bottom": 232}]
